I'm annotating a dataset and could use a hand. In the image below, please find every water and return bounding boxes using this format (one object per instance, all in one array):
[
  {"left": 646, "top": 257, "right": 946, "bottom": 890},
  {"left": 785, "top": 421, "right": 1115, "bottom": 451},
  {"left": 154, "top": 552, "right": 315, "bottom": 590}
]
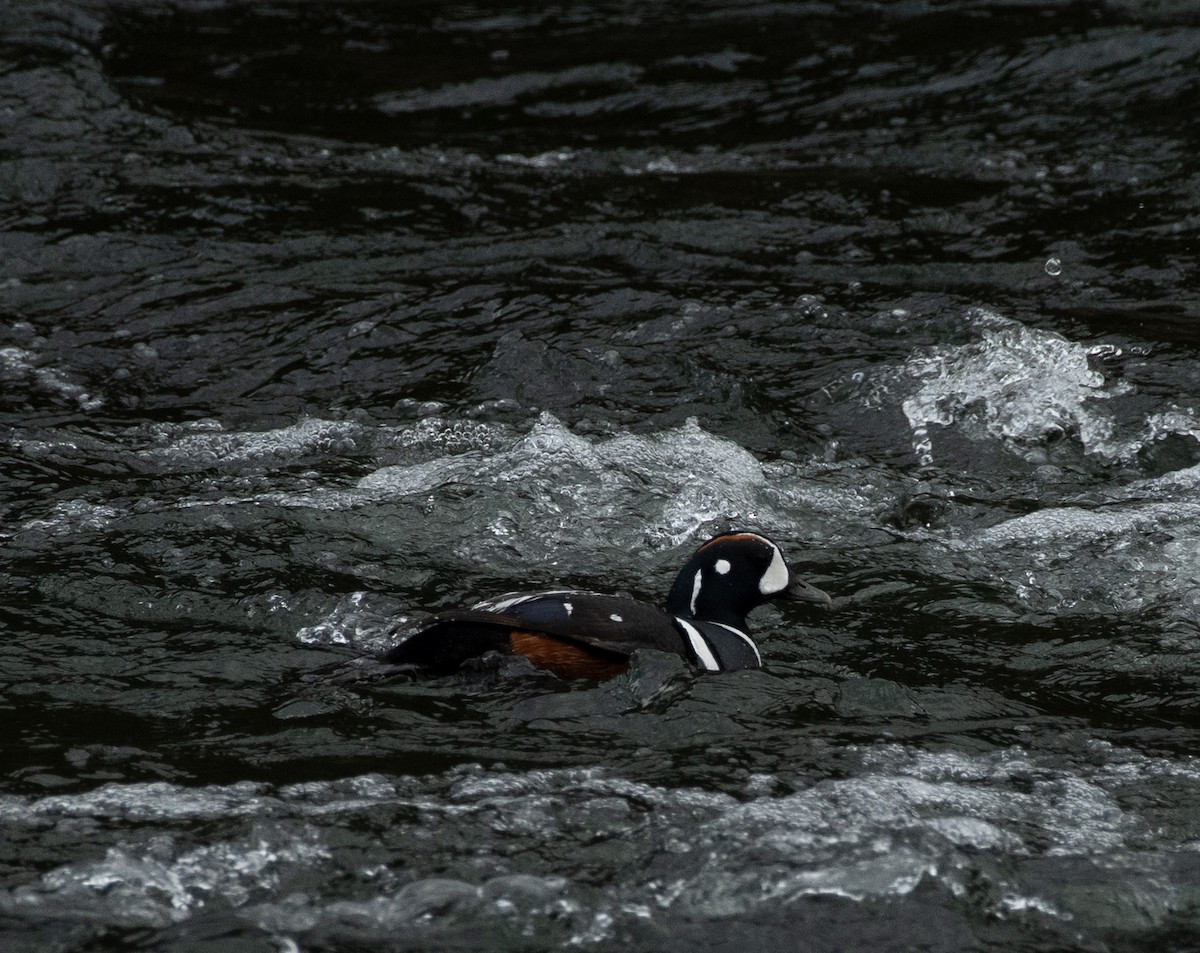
[{"left": 2, "top": 0, "right": 1200, "bottom": 950}]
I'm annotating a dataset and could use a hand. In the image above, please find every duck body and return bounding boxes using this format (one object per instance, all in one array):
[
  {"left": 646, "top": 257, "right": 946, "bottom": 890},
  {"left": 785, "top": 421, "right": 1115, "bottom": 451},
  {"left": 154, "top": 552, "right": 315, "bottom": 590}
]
[{"left": 378, "top": 531, "right": 830, "bottom": 680}]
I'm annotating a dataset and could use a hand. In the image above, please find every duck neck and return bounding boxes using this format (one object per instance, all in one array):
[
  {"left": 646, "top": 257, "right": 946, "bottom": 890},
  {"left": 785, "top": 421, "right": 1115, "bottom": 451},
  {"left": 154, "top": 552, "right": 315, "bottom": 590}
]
[{"left": 665, "top": 564, "right": 751, "bottom": 631}]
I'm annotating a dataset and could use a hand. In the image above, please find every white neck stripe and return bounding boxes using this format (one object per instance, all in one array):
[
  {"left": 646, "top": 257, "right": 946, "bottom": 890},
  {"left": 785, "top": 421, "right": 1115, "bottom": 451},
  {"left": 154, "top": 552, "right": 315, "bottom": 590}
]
[
  {"left": 689, "top": 568, "right": 703, "bottom": 615},
  {"left": 676, "top": 618, "right": 720, "bottom": 671},
  {"left": 709, "top": 622, "right": 762, "bottom": 666}
]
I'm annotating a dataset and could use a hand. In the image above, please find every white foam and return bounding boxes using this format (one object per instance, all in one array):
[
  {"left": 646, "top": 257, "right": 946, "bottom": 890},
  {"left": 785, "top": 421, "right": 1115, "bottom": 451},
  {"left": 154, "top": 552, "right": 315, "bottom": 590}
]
[
  {"left": 971, "top": 502, "right": 1200, "bottom": 550},
  {"left": 357, "top": 412, "right": 775, "bottom": 557},
  {"left": 9, "top": 412, "right": 861, "bottom": 557},
  {"left": 0, "top": 345, "right": 103, "bottom": 410},
  {"left": 2, "top": 747, "right": 1197, "bottom": 936},
  {"left": 895, "top": 315, "right": 1200, "bottom": 470},
  {"left": 294, "top": 591, "right": 409, "bottom": 652},
  {"left": 900, "top": 311, "right": 1125, "bottom": 464},
  {"left": 136, "top": 417, "right": 364, "bottom": 470},
  {"left": 961, "top": 502, "right": 1200, "bottom": 615},
  {"left": 17, "top": 499, "right": 124, "bottom": 536}
]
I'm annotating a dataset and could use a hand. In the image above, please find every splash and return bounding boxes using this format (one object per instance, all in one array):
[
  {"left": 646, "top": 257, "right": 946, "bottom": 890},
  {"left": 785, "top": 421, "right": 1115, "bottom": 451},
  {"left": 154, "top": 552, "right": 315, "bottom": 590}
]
[
  {"left": 358, "top": 412, "right": 774, "bottom": 555},
  {"left": 901, "top": 311, "right": 1125, "bottom": 465},
  {"left": 294, "top": 591, "right": 409, "bottom": 652}
]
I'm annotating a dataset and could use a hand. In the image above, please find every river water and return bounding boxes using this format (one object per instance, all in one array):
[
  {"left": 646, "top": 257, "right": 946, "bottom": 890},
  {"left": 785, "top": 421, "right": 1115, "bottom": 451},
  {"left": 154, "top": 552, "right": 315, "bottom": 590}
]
[{"left": 2, "top": 1, "right": 1200, "bottom": 950}]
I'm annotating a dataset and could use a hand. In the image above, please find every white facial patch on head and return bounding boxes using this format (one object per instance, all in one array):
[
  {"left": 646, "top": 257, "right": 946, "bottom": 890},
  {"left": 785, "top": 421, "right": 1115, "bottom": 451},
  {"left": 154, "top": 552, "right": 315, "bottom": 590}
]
[
  {"left": 714, "top": 558, "right": 731, "bottom": 575},
  {"left": 758, "top": 543, "right": 790, "bottom": 595},
  {"left": 690, "top": 568, "right": 703, "bottom": 615}
]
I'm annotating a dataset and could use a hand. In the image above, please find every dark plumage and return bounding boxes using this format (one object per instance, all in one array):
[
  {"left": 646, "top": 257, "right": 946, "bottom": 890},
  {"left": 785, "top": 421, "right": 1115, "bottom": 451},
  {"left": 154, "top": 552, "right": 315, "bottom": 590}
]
[{"left": 378, "top": 531, "right": 831, "bottom": 679}]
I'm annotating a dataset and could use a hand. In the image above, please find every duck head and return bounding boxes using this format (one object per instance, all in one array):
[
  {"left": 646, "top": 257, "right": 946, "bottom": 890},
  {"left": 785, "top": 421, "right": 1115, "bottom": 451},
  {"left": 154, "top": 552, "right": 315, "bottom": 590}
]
[{"left": 665, "top": 531, "right": 830, "bottom": 630}]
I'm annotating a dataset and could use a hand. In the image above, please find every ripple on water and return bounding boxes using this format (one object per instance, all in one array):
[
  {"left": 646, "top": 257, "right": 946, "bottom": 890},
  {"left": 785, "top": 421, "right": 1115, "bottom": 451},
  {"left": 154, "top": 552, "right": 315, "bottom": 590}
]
[
  {"left": 3, "top": 743, "right": 1199, "bottom": 944},
  {"left": 959, "top": 500, "right": 1200, "bottom": 621},
  {"left": 0, "top": 345, "right": 104, "bottom": 411},
  {"left": 3, "top": 3, "right": 1200, "bottom": 952}
]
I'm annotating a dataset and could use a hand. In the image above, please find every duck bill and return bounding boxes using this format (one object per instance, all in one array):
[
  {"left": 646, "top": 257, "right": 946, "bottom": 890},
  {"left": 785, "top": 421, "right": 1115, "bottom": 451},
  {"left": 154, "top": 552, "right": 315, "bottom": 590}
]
[{"left": 782, "top": 575, "right": 832, "bottom": 607}]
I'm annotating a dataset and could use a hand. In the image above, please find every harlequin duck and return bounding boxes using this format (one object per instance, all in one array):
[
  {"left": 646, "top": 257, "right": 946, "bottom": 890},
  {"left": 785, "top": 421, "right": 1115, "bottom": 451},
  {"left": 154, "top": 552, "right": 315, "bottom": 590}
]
[{"left": 377, "top": 531, "right": 831, "bottom": 680}]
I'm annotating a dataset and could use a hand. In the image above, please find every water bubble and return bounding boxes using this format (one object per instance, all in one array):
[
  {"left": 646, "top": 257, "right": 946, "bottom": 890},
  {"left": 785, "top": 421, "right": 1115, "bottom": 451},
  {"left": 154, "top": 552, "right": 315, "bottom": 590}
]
[{"left": 1044, "top": 258, "right": 1062, "bottom": 277}]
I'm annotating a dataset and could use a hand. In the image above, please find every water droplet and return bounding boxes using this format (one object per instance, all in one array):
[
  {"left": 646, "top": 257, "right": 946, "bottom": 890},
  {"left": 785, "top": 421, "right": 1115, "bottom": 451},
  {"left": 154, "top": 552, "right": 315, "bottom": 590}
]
[{"left": 1044, "top": 257, "right": 1062, "bottom": 276}]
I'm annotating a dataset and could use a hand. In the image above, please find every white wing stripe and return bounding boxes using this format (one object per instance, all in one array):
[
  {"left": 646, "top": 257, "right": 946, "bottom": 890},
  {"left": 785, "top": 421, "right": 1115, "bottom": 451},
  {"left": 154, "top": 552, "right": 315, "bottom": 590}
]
[{"left": 472, "top": 590, "right": 575, "bottom": 613}]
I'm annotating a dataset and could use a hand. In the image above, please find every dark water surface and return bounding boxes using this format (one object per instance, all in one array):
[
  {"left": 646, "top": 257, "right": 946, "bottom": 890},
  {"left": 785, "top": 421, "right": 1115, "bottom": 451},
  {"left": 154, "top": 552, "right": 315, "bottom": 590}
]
[{"left": 3, "top": 0, "right": 1200, "bottom": 949}]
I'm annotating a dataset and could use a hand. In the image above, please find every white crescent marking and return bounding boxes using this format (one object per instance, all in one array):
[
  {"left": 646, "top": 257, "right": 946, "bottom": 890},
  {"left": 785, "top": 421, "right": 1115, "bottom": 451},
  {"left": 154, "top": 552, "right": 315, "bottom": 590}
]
[
  {"left": 710, "top": 622, "right": 761, "bottom": 666},
  {"left": 759, "top": 544, "right": 789, "bottom": 596},
  {"left": 676, "top": 618, "right": 720, "bottom": 671}
]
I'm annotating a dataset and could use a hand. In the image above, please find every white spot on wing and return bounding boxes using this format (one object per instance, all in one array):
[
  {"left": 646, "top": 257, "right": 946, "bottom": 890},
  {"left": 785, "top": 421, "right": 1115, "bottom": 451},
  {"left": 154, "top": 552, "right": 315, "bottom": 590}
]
[
  {"left": 676, "top": 618, "right": 720, "bottom": 671},
  {"left": 710, "top": 622, "right": 762, "bottom": 666},
  {"left": 714, "top": 558, "right": 731, "bottom": 575},
  {"left": 564, "top": 602, "right": 573, "bottom": 615},
  {"left": 609, "top": 613, "right": 623, "bottom": 622},
  {"left": 690, "top": 569, "right": 703, "bottom": 615},
  {"left": 759, "top": 544, "right": 789, "bottom": 596}
]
